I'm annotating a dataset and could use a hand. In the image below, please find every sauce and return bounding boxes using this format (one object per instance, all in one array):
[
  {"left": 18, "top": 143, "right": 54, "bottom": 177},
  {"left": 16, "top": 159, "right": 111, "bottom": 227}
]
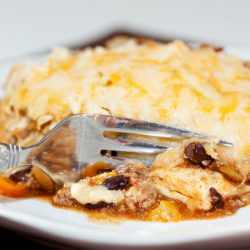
[{"left": 50, "top": 194, "right": 245, "bottom": 222}]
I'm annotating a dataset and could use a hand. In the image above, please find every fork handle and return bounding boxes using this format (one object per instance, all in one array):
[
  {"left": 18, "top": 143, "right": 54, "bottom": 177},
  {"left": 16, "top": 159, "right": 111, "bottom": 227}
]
[{"left": 0, "top": 143, "right": 28, "bottom": 171}]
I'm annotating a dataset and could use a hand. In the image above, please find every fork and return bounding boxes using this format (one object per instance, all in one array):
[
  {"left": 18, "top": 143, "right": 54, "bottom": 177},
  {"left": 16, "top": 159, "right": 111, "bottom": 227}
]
[{"left": 0, "top": 114, "right": 232, "bottom": 184}]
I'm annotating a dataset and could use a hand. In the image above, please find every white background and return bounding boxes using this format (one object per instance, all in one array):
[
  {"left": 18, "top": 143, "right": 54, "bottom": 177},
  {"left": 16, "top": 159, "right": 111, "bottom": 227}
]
[{"left": 0, "top": 0, "right": 249, "bottom": 61}]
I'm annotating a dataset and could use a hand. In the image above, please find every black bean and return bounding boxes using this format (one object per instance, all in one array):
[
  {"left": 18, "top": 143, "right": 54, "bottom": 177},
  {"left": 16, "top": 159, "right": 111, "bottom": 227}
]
[
  {"left": 102, "top": 175, "right": 129, "bottom": 190},
  {"left": 184, "top": 142, "right": 213, "bottom": 167},
  {"left": 84, "top": 201, "right": 112, "bottom": 209},
  {"left": 209, "top": 187, "right": 224, "bottom": 209},
  {"left": 9, "top": 167, "right": 31, "bottom": 183}
]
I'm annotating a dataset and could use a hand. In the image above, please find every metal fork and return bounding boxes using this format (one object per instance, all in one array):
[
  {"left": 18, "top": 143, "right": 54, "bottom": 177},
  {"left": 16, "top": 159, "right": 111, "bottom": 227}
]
[{"left": 0, "top": 114, "right": 232, "bottom": 184}]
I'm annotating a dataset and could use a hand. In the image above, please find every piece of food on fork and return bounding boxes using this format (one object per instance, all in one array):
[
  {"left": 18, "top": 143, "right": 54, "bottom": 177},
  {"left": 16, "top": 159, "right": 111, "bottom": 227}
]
[{"left": 0, "top": 36, "right": 250, "bottom": 222}]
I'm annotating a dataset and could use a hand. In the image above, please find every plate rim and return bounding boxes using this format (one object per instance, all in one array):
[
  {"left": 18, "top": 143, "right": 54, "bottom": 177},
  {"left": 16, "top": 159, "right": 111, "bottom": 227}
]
[{"left": 1, "top": 200, "right": 250, "bottom": 249}]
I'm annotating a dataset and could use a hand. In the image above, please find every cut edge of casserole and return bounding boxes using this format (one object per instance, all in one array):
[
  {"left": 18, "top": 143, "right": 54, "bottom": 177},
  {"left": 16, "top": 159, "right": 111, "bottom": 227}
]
[{"left": 0, "top": 36, "right": 250, "bottom": 222}]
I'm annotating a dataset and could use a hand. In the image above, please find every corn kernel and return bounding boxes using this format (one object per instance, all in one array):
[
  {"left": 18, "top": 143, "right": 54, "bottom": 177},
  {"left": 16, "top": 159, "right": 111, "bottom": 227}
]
[{"left": 147, "top": 200, "right": 181, "bottom": 222}]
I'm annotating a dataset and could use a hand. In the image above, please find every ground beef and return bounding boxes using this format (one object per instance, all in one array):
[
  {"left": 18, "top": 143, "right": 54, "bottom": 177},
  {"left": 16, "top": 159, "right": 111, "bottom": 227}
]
[
  {"left": 52, "top": 185, "right": 79, "bottom": 207},
  {"left": 123, "top": 179, "right": 160, "bottom": 212},
  {"left": 115, "top": 161, "right": 161, "bottom": 215},
  {"left": 115, "top": 161, "right": 148, "bottom": 183}
]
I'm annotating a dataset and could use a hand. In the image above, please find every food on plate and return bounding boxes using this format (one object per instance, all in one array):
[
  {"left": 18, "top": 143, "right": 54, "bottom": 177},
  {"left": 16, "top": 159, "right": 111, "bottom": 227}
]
[{"left": 0, "top": 36, "right": 250, "bottom": 222}]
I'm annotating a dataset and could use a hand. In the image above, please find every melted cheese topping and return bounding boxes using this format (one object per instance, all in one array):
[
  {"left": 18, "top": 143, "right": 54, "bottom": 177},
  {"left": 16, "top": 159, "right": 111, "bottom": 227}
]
[{"left": 1, "top": 39, "right": 250, "bottom": 176}]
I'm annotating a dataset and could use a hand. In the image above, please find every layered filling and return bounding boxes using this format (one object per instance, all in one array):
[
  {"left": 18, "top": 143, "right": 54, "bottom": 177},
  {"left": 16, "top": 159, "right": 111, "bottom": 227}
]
[
  {"left": 51, "top": 139, "right": 250, "bottom": 221},
  {"left": 1, "top": 135, "right": 249, "bottom": 221}
]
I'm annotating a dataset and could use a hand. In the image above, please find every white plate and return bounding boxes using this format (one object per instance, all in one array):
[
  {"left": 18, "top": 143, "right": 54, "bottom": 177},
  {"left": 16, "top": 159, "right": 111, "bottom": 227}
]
[{"left": 0, "top": 45, "right": 250, "bottom": 250}]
